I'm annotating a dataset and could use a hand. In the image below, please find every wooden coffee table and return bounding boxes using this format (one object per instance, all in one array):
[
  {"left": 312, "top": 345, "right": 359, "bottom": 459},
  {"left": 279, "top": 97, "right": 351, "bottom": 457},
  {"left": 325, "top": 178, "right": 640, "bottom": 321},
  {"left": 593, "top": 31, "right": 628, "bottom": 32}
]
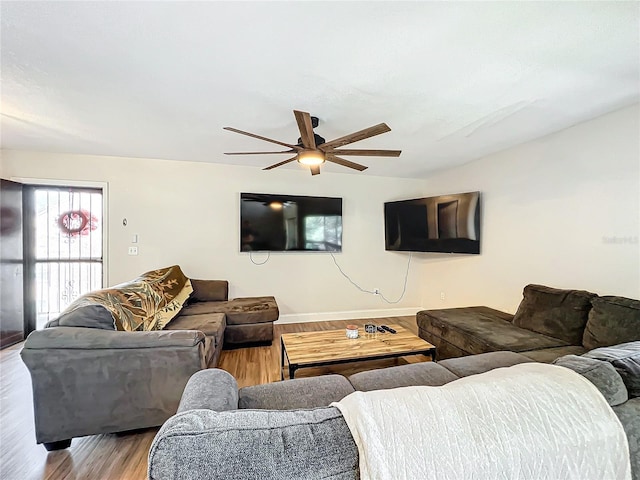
[{"left": 280, "top": 324, "right": 436, "bottom": 380}]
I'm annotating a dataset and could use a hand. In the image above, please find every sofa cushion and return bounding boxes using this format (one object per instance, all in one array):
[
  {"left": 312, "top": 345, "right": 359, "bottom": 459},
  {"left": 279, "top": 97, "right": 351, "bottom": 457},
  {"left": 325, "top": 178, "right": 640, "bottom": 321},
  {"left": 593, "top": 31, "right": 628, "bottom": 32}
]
[
  {"left": 148, "top": 407, "right": 358, "bottom": 480},
  {"left": 582, "top": 296, "right": 640, "bottom": 350},
  {"left": 512, "top": 284, "right": 596, "bottom": 345},
  {"left": 438, "top": 351, "right": 532, "bottom": 377},
  {"left": 179, "top": 301, "right": 223, "bottom": 316},
  {"left": 553, "top": 354, "right": 628, "bottom": 407},
  {"left": 55, "top": 305, "right": 116, "bottom": 330},
  {"left": 519, "top": 345, "right": 587, "bottom": 363},
  {"left": 239, "top": 375, "right": 355, "bottom": 410},
  {"left": 180, "top": 296, "right": 279, "bottom": 325},
  {"left": 348, "top": 362, "right": 458, "bottom": 391},
  {"left": 189, "top": 279, "right": 228, "bottom": 302},
  {"left": 417, "top": 306, "right": 569, "bottom": 355},
  {"left": 584, "top": 341, "right": 640, "bottom": 398},
  {"left": 164, "top": 313, "right": 226, "bottom": 346}
]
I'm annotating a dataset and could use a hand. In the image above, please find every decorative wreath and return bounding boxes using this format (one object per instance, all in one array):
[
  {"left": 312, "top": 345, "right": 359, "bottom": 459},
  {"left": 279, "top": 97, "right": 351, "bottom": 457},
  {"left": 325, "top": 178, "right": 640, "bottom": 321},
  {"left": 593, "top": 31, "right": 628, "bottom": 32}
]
[{"left": 57, "top": 210, "right": 98, "bottom": 236}]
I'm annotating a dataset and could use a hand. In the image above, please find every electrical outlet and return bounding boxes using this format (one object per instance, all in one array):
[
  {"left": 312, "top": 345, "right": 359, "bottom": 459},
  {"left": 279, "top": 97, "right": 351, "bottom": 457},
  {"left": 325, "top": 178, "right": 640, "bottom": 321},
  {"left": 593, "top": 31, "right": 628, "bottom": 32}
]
[
  {"left": 373, "top": 288, "right": 380, "bottom": 295},
  {"left": 440, "top": 291, "right": 446, "bottom": 301},
  {"left": 128, "top": 246, "right": 139, "bottom": 256}
]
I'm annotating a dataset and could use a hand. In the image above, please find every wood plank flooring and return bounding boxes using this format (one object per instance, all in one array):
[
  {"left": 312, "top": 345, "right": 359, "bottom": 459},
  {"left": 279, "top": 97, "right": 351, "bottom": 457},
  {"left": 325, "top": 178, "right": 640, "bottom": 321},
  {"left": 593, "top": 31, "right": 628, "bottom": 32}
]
[{"left": 0, "top": 316, "right": 420, "bottom": 480}]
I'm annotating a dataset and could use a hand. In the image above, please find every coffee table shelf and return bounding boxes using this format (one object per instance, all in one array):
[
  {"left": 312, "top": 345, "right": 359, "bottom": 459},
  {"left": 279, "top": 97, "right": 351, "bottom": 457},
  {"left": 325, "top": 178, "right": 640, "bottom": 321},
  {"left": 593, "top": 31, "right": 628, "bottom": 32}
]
[{"left": 280, "top": 324, "right": 436, "bottom": 379}]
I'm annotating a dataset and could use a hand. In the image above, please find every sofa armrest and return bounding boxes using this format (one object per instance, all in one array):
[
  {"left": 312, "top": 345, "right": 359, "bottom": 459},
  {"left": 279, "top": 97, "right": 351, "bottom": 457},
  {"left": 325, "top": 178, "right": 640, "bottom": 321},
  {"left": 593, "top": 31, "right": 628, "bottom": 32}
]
[
  {"left": 21, "top": 327, "right": 207, "bottom": 444},
  {"left": 149, "top": 407, "right": 358, "bottom": 480},
  {"left": 553, "top": 354, "right": 628, "bottom": 407},
  {"left": 23, "top": 326, "right": 205, "bottom": 350},
  {"left": 178, "top": 369, "right": 239, "bottom": 412}
]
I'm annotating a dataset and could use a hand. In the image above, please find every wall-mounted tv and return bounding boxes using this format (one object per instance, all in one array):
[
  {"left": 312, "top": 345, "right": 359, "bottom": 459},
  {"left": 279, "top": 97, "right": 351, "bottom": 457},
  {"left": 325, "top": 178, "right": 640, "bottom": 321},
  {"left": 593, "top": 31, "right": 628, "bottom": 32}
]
[
  {"left": 240, "top": 193, "right": 342, "bottom": 252},
  {"left": 384, "top": 191, "right": 481, "bottom": 254}
]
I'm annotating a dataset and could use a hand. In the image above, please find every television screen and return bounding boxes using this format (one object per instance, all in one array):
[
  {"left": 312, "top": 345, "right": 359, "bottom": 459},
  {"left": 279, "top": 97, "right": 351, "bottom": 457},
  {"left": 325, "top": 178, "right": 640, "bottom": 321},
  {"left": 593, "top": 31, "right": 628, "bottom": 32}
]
[
  {"left": 384, "top": 192, "right": 481, "bottom": 254},
  {"left": 240, "top": 193, "right": 342, "bottom": 252}
]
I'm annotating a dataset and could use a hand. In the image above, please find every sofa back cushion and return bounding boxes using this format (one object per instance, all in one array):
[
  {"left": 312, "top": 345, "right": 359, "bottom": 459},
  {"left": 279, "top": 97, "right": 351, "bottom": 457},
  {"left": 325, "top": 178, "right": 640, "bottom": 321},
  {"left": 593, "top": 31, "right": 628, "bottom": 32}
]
[
  {"left": 584, "top": 341, "right": 640, "bottom": 398},
  {"left": 512, "top": 284, "right": 596, "bottom": 344},
  {"left": 55, "top": 304, "right": 116, "bottom": 330},
  {"left": 552, "top": 354, "right": 628, "bottom": 406},
  {"left": 582, "top": 296, "right": 640, "bottom": 351},
  {"left": 190, "top": 279, "right": 229, "bottom": 302},
  {"left": 148, "top": 407, "right": 358, "bottom": 480}
]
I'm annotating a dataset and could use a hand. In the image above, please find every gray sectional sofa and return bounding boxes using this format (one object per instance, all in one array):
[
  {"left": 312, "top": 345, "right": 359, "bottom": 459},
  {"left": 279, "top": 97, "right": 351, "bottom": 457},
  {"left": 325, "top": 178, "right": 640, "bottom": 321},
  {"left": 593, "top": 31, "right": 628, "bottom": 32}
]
[
  {"left": 20, "top": 276, "right": 279, "bottom": 451},
  {"left": 149, "top": 344, "right": 640, "bottom": 480},
  {"left": 417, "top": 284, "right": 640, "bottom": 362}
]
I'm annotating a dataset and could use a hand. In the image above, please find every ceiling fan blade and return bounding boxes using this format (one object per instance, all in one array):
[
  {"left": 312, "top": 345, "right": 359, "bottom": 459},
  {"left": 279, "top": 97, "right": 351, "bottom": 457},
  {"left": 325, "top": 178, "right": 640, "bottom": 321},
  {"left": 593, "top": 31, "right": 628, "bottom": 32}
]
[
  {"left": 224, "top": 127, "right": 301, "bottom": 150},
  {"left": 326, "top": 155, "right": 368, "bottom": 172},
  {"left": 294, "top": 110, "right": 316, "bottom": 149},
  {"left": 320, "top": 123, "right": 391, "bottom": 150},
  {"left": 328, "top": 149, "right": 401, "bottom": 157},
  {"left": 262, "top": 156, "right": 298, "bottom": 170},
  {"left": 310, "top": 165, "right": 321, "bottom": 176},
  {"left": 224, "top": 150, "right": 297, "bottom": 155}
]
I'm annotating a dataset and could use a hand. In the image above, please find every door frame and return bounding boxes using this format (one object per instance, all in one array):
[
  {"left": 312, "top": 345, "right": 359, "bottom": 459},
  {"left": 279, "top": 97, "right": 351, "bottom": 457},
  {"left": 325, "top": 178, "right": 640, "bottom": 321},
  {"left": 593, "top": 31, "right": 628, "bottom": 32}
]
[
  {"left": 12, "top": 177, "right": 109, "bottom": 333},
  {"left": 11, "top": 177, "right": 109, "bottom": 286}
]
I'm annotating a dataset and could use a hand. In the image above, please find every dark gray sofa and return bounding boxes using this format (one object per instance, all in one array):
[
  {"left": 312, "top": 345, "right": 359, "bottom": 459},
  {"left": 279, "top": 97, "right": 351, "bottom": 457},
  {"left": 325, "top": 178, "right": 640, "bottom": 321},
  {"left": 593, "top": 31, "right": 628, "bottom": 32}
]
[
  {"left": 149, "top": 344, "right": 640, "bottom": 480},
  {"left": 417, "top": 284, "right": 640, "bottom": 362},
  {"left": 20, "top": 277, "right": 279, "bottom": 451}
]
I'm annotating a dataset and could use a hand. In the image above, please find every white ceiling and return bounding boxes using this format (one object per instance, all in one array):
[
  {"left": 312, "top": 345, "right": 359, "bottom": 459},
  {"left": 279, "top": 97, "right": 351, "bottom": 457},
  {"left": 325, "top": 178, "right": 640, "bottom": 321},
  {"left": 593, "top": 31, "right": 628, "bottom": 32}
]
[{"left": 1, "top": 1, "right": 638, "bottom": 178}]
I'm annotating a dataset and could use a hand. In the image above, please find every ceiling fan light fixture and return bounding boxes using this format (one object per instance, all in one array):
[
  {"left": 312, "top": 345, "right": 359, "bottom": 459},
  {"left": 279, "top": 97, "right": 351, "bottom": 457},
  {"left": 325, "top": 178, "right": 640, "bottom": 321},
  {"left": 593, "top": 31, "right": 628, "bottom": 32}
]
[{"left": 297, "top": 150, "right": 325, "bottom": 166}]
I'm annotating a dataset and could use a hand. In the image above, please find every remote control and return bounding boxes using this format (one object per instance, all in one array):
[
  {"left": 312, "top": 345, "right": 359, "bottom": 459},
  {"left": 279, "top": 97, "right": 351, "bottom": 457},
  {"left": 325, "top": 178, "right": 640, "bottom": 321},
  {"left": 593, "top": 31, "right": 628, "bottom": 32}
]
[
  {"left": 380, "top": 325, "right": 397, "bottom": 334},
  {"left": 376, "top": 326, "right": 386, "bottom": 333}
]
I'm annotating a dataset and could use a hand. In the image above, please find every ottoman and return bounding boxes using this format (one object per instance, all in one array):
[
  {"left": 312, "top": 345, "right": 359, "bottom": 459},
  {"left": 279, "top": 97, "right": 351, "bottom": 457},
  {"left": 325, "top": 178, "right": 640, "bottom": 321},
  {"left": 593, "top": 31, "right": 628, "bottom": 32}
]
[
  {"left": 222, "top": 296, "right": 279, "bottom": 346},
  {"left": 180, "top": 296, "right": 279, "bottom": 346}
]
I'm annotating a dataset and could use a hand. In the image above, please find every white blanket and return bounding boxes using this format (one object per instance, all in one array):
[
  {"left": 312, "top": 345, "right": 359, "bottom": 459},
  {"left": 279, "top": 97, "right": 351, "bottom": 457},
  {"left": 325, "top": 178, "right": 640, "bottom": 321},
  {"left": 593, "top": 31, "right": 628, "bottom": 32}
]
[{"left": 333, "top": 363, "right": 630, "bottom": 480}]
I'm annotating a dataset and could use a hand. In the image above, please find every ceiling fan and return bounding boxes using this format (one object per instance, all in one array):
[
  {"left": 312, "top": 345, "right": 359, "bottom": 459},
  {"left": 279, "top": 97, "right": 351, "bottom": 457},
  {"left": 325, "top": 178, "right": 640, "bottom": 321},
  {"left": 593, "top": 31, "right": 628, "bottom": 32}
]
[{"left": 223, "top": 110, "right": 401, "bottom": 175}]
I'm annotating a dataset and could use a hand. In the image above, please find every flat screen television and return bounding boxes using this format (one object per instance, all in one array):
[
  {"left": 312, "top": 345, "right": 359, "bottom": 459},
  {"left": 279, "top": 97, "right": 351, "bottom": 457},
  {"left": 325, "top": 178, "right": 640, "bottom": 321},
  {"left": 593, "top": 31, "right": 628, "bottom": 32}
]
[
  {"left": 240, "top": 193, "right": 342, "bottom": 252},
  {"left": 384, "top": 191, "right": 481, "bottom": 254}
]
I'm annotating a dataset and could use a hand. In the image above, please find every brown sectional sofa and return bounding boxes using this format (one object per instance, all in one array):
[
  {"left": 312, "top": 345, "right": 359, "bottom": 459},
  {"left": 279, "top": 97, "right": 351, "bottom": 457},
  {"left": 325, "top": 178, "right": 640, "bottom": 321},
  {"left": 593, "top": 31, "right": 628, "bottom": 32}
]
[
  {"left": 417, "top": 284, "right": 640, "bottom": 362},
  {"left": 20, "top": 275, "right": 278, "bottom": 450}
]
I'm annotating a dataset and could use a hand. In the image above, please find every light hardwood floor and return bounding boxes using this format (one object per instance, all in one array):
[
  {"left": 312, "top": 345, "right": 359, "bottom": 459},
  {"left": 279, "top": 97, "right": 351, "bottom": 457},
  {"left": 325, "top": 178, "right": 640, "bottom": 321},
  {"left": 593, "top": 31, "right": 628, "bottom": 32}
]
[{"left": 0, "top": 316, "right": 422, "bottom": 480}]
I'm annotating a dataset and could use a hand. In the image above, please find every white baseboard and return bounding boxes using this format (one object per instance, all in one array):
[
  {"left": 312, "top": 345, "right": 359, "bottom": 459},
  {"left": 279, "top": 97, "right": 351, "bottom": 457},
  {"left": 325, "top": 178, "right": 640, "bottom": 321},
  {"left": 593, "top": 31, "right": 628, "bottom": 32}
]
[{"left": 275, "top": 307, "right": 422, "bottom": 325}]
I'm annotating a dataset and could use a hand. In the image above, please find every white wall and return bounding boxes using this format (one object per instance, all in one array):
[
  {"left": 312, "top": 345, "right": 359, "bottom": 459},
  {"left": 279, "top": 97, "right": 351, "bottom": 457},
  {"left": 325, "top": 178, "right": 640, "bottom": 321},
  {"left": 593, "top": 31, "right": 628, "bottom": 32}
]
[
  {"left": 2, "top": 105, "right": 638, "bottom": 322},
  {"left": 419, "top": 104, "right": 640, "bottom": 313},
  {"left": 0, "top": 151, "right": 426, "bottom": 322}
]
